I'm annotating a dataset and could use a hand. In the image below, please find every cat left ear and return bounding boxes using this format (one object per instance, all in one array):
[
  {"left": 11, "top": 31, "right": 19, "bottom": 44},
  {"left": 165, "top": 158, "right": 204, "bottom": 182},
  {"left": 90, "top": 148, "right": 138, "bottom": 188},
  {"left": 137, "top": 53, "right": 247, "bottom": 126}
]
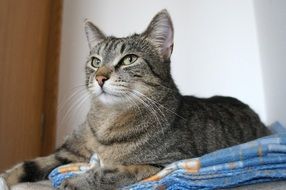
[
  {"left": 84, "top": 20, "right": 106, "bottom": 49},
  {"left": 143, "top": 9, "right": 174, "bottom": 60}
]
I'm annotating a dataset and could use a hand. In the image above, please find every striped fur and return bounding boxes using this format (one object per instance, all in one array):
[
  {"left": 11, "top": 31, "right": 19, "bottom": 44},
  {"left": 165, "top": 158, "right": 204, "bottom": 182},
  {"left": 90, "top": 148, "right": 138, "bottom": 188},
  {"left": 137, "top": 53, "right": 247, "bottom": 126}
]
[{"left": 1, "top": 9, "right": 269, "bottom": 189}]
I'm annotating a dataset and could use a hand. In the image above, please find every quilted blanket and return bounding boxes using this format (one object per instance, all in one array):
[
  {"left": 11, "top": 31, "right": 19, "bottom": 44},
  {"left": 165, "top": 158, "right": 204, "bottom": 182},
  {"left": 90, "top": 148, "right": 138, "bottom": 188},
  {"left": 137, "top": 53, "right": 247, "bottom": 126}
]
[{"left": 125, "top": 122, "right": 286, "bottom": 190}]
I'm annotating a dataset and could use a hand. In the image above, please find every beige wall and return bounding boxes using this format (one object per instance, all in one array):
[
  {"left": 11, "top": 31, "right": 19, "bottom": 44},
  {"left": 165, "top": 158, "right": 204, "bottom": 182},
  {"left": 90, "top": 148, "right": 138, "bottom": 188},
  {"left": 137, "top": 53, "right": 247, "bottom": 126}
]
[{"left": 254, "top": 0, "right": 286, "bottom": 126}]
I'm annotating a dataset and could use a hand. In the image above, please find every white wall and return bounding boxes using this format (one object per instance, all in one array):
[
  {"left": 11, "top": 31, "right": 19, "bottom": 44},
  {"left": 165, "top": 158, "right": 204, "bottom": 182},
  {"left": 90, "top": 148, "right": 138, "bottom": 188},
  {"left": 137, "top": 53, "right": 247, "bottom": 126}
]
[
  {"left": 254, "top": 0, "right": 286, "bottom": 126},
  {"left": 57, "top": 0, "right": 267, "bottom": 146}
]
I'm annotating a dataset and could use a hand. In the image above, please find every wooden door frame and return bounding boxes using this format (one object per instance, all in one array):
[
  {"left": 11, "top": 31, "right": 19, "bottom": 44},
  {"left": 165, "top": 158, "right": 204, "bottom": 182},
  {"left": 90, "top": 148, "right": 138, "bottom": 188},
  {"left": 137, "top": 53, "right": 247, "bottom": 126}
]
[
  {"left": 41, "top": 0, "right": 63, "bottom": 155},
  {"left": 0, "top": 0, "right": 63, "bottom": 170}
]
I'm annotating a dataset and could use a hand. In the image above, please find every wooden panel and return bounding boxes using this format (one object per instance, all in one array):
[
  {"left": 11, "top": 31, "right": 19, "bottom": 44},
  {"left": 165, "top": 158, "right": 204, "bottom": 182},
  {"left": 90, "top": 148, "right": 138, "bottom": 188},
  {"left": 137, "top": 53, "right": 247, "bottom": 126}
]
[
  {"left": 41, "top": 0, "right": 63, "bottom": 156},
  {"left": 0, "top": 0, "right": 51, "bottom": 171}
]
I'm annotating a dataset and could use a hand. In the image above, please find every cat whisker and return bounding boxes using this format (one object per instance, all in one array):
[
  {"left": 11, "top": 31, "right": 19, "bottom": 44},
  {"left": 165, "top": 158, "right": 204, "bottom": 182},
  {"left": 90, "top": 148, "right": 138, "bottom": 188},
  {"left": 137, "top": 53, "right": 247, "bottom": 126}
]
[
  {"left": 137, "top": 93, "right": 168, "bottom": 122},
  {"left": 135, "top": 93, "right": 168, "bottom": 125},
  {"left": 125, "top": 93, "right": 157, "bottom": 147},
  {"left": 69, "top": 84, "right": 87, "bottom": 91},
  {"left": 125, "top": 93, "right": 144, "bottom": 116},
  {"left": 133, "top": 90, "right": 186, "bottom": 120},
  {"left": 130, "top": 92, "right": 166, "bottom": 136},
  {"left": 58, "top": 86, "right": 87, "bottom": 114},
  {"left": 59, "top": 91, "right": 91, "bottom": 127}
]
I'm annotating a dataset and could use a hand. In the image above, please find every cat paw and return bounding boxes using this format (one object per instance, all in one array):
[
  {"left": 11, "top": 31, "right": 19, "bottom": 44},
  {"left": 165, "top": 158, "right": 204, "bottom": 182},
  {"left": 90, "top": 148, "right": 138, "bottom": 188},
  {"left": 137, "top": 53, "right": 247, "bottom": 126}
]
[
  {"left": 58, "top": 176, "right": 91, "bottom": 190},
  {"left": 58, "top": 181, "right": 77, "bottom": 190},
  {"left": 58, "top": 180, "right": 78, "bottom": 190},
  {"left": 58, "top": 175, "right": 115, "bottom": 190}
]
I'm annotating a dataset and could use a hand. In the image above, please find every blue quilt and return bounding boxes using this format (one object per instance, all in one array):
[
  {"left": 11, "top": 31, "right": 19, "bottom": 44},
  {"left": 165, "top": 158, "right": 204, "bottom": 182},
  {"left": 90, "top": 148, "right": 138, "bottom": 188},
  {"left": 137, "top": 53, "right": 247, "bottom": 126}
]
[{"left": 125, "top": 122, "right": 286, "bottom": 190}]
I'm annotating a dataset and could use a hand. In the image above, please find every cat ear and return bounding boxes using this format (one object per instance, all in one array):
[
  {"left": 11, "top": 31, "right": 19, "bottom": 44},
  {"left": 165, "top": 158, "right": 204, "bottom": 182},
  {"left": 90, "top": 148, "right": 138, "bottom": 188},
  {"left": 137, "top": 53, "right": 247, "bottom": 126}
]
[
  {"left": 84, "top": 20, "right": 106, "bottom": 49},
  {"left": 143, "top": 9, "right": 174, "bottom": 60}
]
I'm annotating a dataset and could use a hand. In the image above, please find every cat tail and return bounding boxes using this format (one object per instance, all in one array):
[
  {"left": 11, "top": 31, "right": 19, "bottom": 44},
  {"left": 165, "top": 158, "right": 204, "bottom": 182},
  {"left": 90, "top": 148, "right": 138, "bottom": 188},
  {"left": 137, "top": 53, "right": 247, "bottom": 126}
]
[{"left": 0, "top": 146, "right": 85, "bottom": 187}]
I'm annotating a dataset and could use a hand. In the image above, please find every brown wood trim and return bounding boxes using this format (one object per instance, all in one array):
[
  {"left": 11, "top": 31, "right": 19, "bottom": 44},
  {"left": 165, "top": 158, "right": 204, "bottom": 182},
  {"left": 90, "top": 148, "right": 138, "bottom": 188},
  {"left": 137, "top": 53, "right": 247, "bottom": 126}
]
[{"left": 41, "top": 0, "right": 63, "bottom": 155}]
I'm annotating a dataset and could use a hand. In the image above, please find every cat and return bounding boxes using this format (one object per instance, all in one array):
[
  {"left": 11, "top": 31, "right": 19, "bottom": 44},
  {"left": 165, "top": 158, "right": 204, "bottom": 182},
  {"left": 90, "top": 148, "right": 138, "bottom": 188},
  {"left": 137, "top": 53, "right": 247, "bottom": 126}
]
[{"left": 0, "top": 9, "right": 269, "bottom": 190}]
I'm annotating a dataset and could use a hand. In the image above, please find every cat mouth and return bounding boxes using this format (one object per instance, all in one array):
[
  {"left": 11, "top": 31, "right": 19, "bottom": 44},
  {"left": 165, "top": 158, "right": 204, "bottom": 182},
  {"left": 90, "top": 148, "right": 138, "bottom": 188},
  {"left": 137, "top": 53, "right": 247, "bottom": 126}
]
[{"left": 97, "top": 88, "right": 128, "bottom": 105}]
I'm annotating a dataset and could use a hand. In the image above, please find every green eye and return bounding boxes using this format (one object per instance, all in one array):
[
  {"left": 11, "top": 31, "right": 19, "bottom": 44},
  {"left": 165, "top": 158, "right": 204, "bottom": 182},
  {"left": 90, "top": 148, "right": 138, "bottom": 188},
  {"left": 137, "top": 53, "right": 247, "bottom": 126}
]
[
  {"left": 122, "top": 54, "right": 138, "bottom": 65},
  {"left": 91, "top": 57, "right": 101, "bottom": 68}
]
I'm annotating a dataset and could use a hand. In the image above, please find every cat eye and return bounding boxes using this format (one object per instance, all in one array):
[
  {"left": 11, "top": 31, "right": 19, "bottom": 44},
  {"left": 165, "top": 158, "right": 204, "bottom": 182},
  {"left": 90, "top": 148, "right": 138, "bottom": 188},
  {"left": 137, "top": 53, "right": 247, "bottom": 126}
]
[
  {"left": 90, "top": 57, "right": 101, "bottom": 68},
  {"left": 121, "top": 54, "right": 138, "bottom": 66}
]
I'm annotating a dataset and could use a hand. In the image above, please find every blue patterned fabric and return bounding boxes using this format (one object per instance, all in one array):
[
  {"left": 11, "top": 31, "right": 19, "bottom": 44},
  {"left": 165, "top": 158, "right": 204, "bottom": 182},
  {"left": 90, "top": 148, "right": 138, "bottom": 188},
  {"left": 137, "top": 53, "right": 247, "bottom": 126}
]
[
  {"left": 48, "top": 154, "right": 100, "bottom": 188},
  {"left": 125, "top": 122, "right": 286, "bottom": 190},
  {"left": 49, "top": 122, "right": 286, "bottom": 189}
]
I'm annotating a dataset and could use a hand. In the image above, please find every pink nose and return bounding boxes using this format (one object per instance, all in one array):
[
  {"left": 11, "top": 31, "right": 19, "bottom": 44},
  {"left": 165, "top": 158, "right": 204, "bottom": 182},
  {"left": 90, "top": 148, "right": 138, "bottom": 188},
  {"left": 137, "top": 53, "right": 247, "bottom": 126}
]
[{"left": 96, "top": 76, "right": 108, "bottom": 87}]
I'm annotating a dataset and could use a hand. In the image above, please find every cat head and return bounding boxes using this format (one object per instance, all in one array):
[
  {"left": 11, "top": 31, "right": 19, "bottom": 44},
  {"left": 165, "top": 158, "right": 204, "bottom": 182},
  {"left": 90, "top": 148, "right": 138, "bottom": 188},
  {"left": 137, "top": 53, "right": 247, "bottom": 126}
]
[{"left": 84, "top": 9, "right": 176, "bottom": 105}]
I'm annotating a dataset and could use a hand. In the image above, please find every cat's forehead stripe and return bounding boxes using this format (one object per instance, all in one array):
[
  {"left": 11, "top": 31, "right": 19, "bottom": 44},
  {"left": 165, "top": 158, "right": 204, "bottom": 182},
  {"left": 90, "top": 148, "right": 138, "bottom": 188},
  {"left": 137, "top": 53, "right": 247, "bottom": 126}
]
[
  {"left": 113, "top": 40, "right": 123, "bottom": 51},
  {"left": 93, "top": 39, "right": 128, "bottom": 57},
  {"left": 99, "top": 42, "right": 108, "bottom": 54},
  {"left": 97, "top": 42, "right": 105, "bottom": 54},
  {"left": 91, "top": 36, "right": 154, "bottom": 61},
  {"left": 120, "top": 44, "right": 126, "bottom": 54},
  {"left": 107, "top": 39, "right": 125, "bottom": 54},
  {"left": 106, "top": 39, "right": 118, "bottom": 53}
]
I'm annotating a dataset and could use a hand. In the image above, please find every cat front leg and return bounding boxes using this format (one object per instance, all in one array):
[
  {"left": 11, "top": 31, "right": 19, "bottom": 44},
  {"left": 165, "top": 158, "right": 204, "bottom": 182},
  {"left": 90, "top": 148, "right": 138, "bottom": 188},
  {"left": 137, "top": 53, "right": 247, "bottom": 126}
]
[{"left": 59, "top": 164, "right": 161, "bottom": 190}]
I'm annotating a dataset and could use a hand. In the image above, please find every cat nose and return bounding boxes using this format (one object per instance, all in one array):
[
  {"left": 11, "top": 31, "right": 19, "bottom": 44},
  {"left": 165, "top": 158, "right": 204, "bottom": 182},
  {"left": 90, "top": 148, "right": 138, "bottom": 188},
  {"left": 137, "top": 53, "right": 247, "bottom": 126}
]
[{"left": 96, "top": 75, "right": 108, "bottom": 87}]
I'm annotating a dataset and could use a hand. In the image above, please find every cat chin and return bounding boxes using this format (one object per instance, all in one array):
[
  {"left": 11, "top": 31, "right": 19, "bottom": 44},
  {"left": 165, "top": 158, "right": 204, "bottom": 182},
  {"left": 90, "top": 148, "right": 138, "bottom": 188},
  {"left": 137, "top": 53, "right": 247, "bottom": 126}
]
[{"left": 97, "top": 93, "right": 127, "bottom": 106}]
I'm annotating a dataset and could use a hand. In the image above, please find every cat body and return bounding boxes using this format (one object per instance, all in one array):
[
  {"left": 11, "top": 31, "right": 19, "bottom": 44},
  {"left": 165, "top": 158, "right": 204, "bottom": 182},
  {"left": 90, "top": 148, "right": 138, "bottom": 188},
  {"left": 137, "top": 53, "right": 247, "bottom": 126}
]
[
  {"left": 1, "top": 10, "right": 269, "bottom": 189},
  {"left": 86, "top": 94, "right": 268, "bottom": 166}
]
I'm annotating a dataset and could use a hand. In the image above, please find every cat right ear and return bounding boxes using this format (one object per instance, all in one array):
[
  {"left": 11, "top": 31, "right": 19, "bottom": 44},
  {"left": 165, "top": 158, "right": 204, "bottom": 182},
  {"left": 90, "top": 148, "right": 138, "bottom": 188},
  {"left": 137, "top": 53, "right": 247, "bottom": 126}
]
[
  {"left": 142, "top": 9, "right": 174, "bottom": 61},
  {"left": 84, "top": 20, "right": 106, "bottom": 49}
]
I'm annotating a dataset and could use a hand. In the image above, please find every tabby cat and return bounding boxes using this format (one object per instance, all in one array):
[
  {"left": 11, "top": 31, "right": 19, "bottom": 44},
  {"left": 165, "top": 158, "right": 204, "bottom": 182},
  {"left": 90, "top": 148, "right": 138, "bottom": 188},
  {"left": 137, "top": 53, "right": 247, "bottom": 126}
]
[{"left": 0, "top": 9, "right": 269, "bottom": 190}]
